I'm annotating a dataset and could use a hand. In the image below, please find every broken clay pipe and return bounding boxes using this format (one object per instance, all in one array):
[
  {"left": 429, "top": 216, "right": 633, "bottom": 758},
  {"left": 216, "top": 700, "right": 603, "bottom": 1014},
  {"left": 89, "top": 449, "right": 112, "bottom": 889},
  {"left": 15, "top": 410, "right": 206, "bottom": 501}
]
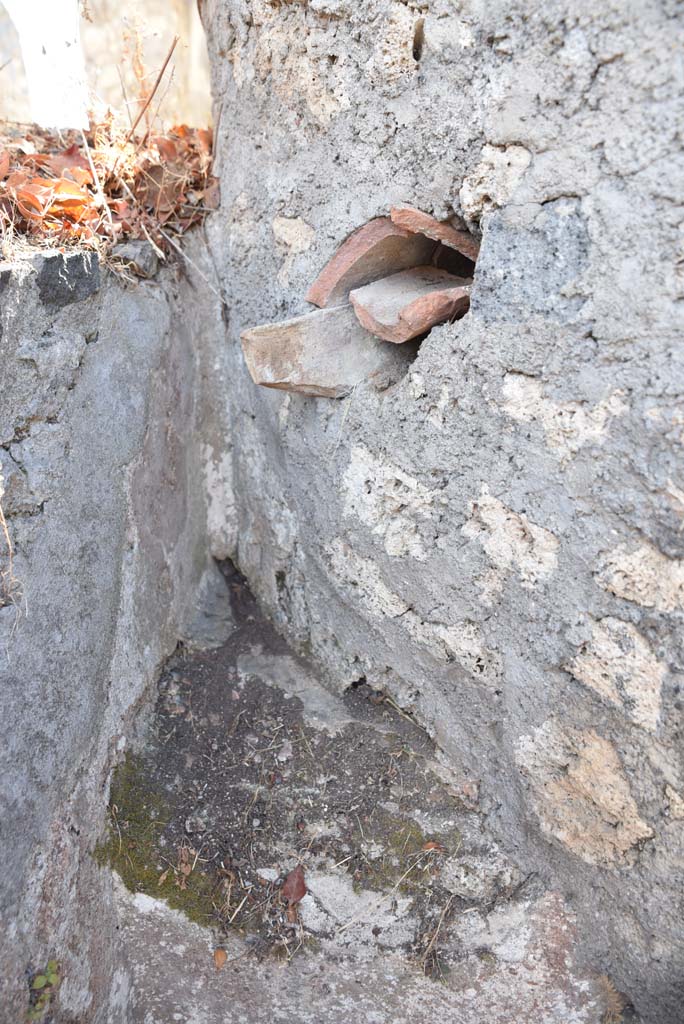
[
  {"left": 350, "top": 266, "right": 472, "bottom": 344},
  {"left": 305, "top": 216, "right": 437, "bottom": 308}
]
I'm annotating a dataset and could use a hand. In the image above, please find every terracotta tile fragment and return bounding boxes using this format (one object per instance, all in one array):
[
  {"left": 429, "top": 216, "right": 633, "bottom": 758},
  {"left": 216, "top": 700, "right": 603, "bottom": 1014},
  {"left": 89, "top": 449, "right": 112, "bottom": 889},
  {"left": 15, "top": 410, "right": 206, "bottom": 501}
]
[
  {"left": 350, "top": 266, "right": 472, "bottom": 344},
  {"left": 240, "top": 304, "right": 412, "bottom": 398},
  {"left": 305, "top": 217, "right": 437, "bottom": 308},
  {"left": 390, "top": 204, "right": 480, "bottom": 262}
]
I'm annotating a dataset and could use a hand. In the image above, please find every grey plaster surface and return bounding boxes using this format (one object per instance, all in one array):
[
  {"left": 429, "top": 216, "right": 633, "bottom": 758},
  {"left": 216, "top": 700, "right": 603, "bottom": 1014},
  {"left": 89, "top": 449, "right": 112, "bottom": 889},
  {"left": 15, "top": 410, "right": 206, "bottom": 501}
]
[
  {"left": 195, "top": 2, "right": 684, "bottom": 1020},
  {"left": 0, "top": 2, "right": 682, "bottom": 1021},
  {"left": 0, "top": 253, "right": 210, "bottom": 1022},
  {"left": 113, "top": 853, "right": 609, "bottom": 1024}
]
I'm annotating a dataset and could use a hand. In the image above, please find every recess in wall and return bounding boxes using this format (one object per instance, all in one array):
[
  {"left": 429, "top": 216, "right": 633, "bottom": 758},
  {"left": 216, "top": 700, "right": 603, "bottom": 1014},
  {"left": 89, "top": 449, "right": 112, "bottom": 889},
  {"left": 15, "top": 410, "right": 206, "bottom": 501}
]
[{"left": 240, "top": 207, "right": 479, "bottom": 399}]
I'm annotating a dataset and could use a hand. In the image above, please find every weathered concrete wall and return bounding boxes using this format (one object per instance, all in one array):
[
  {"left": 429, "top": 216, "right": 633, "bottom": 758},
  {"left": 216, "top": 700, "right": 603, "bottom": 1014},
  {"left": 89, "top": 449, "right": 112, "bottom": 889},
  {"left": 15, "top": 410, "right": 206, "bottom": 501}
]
[
  {"left": 198, "top": 2, "right": 684, "bottom": 1020},
  {"left": 0, "top": 252, "right": 211, "bottom": 1021}
]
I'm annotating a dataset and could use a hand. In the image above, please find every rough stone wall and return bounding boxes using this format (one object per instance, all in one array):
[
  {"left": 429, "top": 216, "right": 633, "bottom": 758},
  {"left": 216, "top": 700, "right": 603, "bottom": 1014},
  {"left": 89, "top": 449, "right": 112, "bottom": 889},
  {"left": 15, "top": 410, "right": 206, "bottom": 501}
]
[
  {"left": 199, "top": 2, "right": 684, "bottom": 1020},
  {"left": 0, "top": 253, "right": 211, "bottom": 1021}
]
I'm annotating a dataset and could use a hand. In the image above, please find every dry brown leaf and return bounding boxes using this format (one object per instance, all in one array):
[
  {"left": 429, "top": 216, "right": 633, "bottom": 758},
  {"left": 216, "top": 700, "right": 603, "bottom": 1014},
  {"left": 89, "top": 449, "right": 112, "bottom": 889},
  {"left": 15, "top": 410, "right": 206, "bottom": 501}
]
[
  {"left": 152, "top": 136, "right": 178, "bottom": 162},
  {"left": 204, "top": 177, "right": 220, "bottom": 209},
  {"left": 45, "top": 144, "right": 93, "bottom": 183},
  {"left": 281, "top": 864, "right": 306, "bottom": 905},
  {"left": 196, "top": 129, "right": 212, "bottom": 154},
  {"left": 0, "top": 121, "right": 214, "bottom": 255}
]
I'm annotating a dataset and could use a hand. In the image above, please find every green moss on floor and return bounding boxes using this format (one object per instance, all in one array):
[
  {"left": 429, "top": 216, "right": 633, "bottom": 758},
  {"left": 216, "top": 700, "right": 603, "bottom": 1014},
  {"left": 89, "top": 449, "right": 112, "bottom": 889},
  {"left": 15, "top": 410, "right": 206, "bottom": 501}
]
[
  {"left": 348, "top": 808, "right": 463, "bottom": 899},
  {"left": 94, "top": 754, "right": 220, "bottom": 928},
  {"left": 387, "top": 819, "right": 429, "bottom": 860},
  {"left": 350, "top": 812, "right": 427, "bottom": 894}
]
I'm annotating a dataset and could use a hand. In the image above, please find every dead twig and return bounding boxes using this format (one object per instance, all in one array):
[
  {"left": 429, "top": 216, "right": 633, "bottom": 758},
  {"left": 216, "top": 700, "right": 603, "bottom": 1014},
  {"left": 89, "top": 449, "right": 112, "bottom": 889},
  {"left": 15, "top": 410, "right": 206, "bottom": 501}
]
[
  {"left": 228, "top": 893, "right": 248, "bottom": 923},
  {"left": 419, "top": 894, "right": 454, "bottom": 971},
  {"left": 79, "top": 129, "right": 113, "bottom": 231},
  {"left": 112, "top": 35, "right": 179, "bottom": 172}
]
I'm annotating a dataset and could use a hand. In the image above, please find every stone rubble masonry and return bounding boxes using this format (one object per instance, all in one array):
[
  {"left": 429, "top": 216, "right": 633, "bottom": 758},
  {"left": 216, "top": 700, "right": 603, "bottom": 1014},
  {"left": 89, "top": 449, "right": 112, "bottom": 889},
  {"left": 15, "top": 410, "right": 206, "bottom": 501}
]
[
  {"left": 199, "top": 1, "right": 684, "bottom": 1021},
  {"left": 305, "top": 216, "right": 437, "bottom": 308},
  {"left": 390, "top": 204, "right": 481, "bottom": 262},
  {"left": 349, "top": 266, "right": 471, "bottom": 343},
  {"left": 240, "top": 304, "right": 413, "bottom": 397},
  {"left": 1, "top": 1, "right": 682, "bottom": 1022}
]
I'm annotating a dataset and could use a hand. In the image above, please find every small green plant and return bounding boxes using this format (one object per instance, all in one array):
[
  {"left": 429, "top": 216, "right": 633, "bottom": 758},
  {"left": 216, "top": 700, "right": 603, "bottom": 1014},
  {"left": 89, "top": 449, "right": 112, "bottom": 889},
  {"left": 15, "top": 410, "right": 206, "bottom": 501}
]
[{"left": 27, "top": 960, "right": 60, "bottom": 1021}]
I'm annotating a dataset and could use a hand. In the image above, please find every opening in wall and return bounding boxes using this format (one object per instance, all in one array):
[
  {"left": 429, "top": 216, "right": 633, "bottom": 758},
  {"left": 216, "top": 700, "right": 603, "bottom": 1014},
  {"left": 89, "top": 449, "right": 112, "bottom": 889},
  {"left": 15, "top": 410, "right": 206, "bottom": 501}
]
[{"left": 240, "top": 206, "right": 480, "bottom": 399}]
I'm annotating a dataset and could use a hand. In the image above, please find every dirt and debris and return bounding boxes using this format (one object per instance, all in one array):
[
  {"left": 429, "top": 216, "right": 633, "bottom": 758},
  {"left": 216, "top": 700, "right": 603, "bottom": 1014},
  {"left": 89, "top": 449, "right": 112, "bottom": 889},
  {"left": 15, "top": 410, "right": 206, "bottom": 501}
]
[
  {"left": 100, "top": 563, "right": 527, "bottom": 975},
  {"left": 101, "top": 565, "right": 632, "bottom": 1022}
]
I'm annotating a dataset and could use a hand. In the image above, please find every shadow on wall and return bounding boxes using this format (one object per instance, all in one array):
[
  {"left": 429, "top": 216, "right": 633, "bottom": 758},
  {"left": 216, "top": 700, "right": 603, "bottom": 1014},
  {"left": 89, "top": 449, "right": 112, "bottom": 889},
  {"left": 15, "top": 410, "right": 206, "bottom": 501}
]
[{"left": 0, "top": 0, "right": 210, "bottom": 128}]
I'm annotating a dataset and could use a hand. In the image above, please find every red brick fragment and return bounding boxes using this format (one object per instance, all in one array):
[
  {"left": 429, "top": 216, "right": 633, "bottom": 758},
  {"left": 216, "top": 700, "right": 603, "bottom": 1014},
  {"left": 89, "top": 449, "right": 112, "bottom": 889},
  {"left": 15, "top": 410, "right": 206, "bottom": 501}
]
[
  {"left": 305, "top": 217, "right": 436, "bottom": 308},
  {"left": 390, "top": 204, "right": 480, "bottom": 262},
  {"left": 240, "top": 304, "right": 412, "bottom": 397},
  {"left": 350, "top": 266, "right": 471, "bottom": 344}
]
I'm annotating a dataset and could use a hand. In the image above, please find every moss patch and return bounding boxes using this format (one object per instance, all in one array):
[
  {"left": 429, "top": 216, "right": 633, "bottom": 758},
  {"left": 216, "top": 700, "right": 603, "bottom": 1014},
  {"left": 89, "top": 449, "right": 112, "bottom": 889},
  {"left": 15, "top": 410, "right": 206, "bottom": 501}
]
[
  {"left": 348, "top": 811, "right": 449, "bottom": 896},
  {"left": 95, "top": 755, "right": 220, "bottom": 928}
]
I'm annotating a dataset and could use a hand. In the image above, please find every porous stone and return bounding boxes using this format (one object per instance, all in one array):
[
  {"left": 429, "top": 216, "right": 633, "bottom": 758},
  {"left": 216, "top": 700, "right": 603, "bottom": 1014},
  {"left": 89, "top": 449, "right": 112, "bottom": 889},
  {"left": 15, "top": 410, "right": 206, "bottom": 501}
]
[
  {"left": 342, "top": 443, "right": 441, "bottom": 559},
  {"left": 305, "top": 217, "right": 437, "bottom": 308},
  {"left": 502, "top": 373, "right": 628, "bottom": 461},
  {"left": 35, "top": 249, "right": 100, "bottom": 309},
  {"left": 461, "top": 484, "right": 559, "bottom": 604},
  {"left": 241, "top": 304, "right": 412, "bottom": 396},
  {"left": 459, "top": 143, "right": 532, "bottom": 223},
  {"left": 665, "top": 785, "right": 684, "bottom": 821},
  {"left": 350, "top": 266, "right": 471, "bottom": 343},
  {"left": 597, "top": 542, "right": 684, "bottom": 613},
  {"left": 566, "top": 616, "right": 664, "bottom": 733},
  {"left": 516, "top": 721, "right": 654, "bottom": 866},
  {"left": 272, "top": 215, "right": 316, "bottom": 286}
]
